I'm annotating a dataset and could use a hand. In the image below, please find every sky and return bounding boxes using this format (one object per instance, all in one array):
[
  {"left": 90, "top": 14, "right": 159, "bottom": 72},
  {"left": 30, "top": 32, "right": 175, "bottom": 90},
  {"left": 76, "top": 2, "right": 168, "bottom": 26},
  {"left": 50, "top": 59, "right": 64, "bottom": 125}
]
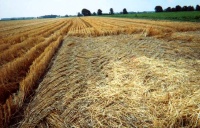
[{"left": 0, "top": 0, "right": 199, "bottom": 18}]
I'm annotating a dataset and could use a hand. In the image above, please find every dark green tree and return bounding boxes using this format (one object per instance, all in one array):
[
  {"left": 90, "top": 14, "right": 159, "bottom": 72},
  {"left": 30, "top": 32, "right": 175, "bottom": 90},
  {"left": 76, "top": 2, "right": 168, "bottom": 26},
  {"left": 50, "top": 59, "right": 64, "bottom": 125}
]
[
  {"left": 93, "top": 12, "right": 97, "bottom": 15},
  {"left": 123, "top": 8, "right": 128, "bottom": 14},
  {"left": 97, "top": 9, "right": 102, "bottom": 15},
  {"left": 176, "top": 5, "right": 182, "bottom": 11},
  {"left": 77, "top": 12, "right": 82, "bottom": 17},
  {"left": 82, "top": 8, "right": 91, "bottom": 16},
  {"left": 110, "top": 8, "right": 114, "bottom": 15},
  {"left": 171, "top": 7, "right": 176, "bottom": 12},
  {"left": 182, "top": 6, "right": 188, "bottom": 11},
  {"left": 196, "top": 5, "right": 200, "bottom": 11},
  {"left": 187, "top": 6, "right": 194, "bottom": 11},
  {"left": 165, "top": 7, "right": 171, "bottom": 12},
  {"left": 155, "top": 6, "right": 163, "bottom": 12}
]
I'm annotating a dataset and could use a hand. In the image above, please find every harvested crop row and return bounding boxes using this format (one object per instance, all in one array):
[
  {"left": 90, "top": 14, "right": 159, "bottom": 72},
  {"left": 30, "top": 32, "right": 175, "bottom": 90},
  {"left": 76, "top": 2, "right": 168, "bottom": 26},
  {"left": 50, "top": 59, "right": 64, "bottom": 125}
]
[
  {"left": 0, "top": 17, "right": 200, "bottom": 128},
  {"left": 0, "top": 19, "right": 72, "bottom": 127},
  {"left": 0, "top": 19, "right": 70, "bottom": 103},
  {"left": 106, "top": 17, "right": 200, "bottom": 31},
  {"left": 0, "top": 21, "right": 59, "bottom": 38},
  {"left": 110, "top": 18, "right": 200, "bottom": 39},
  {"left": 42, "top": 21, "right": 67, "bottom": 37},
  {"left": 0, "top": 36, "right": 56, "bottom": 104},
  {"left": 18, "top": 35, "right": 200, "bottom": 127},
  {"left": 82, "top": 17, "right": 130, "bottom": 36},
  {"left": 0, "top": 19, "right": 56, "bottom": 32},
  {"left": 83, "top": 17, "right": 174, "bottom": 37},
  {"left": 67, "top": 18, "right": 94, "bottom": 36},
  {"left": 0, "top": 20, "right": 58, "bottom": 38},
  {"left": 0, "top": 37, "right": 45, "bottom": 66},
  {"left": 103, "top": 18, "right": 174, "bottom": 35},
  {"left": 80, "top": 17, "right": 200, "bottom": 38},
  {"left": 20, "top": 36, "right": 63, "bottom": 99},
  {"left": 0, "top": 36, "right": 63, "bottom": 127},
  {"left": 0, "top": 20, "right": 65, "bottom": 45},
  {"left": 0, "top": 20, "right": 68, "bottom": 52}
]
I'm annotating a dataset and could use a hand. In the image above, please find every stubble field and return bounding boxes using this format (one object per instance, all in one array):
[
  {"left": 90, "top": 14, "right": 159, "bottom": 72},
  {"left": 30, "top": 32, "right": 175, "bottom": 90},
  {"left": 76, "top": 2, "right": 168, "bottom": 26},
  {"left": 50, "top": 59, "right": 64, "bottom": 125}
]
[{"left": 0, "top": 17, "right": 200, "bottom": 127}]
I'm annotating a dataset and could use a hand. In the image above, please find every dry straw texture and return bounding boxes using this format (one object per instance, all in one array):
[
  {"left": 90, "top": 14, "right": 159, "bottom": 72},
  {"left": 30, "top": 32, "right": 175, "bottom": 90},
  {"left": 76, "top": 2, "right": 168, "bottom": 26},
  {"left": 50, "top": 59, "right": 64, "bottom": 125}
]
[
  {"left": 0, "top": 18, "right": 70, "bottom": 127},
  {"left": 0, "top": 17, "right": 200, "bottom": 127},
  {"left": 19, "top": 34, "right": 200, "bottom": 128}
]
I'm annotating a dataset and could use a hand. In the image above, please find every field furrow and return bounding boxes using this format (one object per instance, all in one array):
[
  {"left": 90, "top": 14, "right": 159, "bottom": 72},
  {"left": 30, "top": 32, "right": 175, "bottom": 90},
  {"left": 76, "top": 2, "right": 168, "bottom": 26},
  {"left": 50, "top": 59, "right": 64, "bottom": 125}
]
[
  {"left": 0, "top": 20, "right": 65, "bottom": 45},
  {"left": 0, "top": 20, "right": 57, "bottom": 38},
  {"left": 0, "top": 18, "right": 73, "bottom": 127},
  {"left": 0, "top": 37, "right": 45, "bottom": 66},
  {"left": 0, "top": 17, "right": 200, "bottom": 127},
  {"left": 0, "top": 19, "right": 56, "bottom": 32}
]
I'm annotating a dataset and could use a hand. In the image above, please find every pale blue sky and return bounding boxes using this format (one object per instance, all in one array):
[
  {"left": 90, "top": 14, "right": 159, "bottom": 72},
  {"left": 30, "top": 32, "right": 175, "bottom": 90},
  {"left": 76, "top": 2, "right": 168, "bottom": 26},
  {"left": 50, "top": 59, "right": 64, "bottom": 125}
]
[{"left": 0, "top": 0, "right": 199, "bottom": 18}]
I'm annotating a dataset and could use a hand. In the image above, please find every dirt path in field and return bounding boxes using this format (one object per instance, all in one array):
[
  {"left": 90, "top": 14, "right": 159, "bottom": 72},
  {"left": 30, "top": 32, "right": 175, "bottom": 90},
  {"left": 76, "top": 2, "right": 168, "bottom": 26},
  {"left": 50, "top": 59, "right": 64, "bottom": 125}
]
[{"left": 18, "top": 34, "right": 200, "bottom": 127}]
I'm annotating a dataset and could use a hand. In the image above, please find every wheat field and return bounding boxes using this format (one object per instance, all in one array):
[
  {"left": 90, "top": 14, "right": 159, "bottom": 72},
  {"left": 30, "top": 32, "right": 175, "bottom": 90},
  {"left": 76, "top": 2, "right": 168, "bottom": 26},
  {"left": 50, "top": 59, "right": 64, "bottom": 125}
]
[{"left": 0, "top": 17, "right": 200, "bottom": 127}]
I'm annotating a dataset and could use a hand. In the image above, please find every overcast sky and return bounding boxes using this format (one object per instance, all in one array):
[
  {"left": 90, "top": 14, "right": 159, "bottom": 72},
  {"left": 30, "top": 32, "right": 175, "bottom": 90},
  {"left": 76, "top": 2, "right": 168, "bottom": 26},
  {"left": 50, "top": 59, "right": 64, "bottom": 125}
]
[{"left": 0, "top": 0, "right": 199, "bottom": 18}]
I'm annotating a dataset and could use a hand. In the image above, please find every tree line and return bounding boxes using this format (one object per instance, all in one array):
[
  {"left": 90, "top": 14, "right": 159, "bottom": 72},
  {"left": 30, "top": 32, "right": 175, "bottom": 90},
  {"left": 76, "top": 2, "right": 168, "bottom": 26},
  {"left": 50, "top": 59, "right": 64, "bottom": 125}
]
[
  {"left": 79, "top": 4, "right": 200, "bottom": 16},
  {"left": 80, "top": 8, "right": 128, "bottom": 16},
  {"left": 155, "top": 5, "right": 200, "bottom": 12}
]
